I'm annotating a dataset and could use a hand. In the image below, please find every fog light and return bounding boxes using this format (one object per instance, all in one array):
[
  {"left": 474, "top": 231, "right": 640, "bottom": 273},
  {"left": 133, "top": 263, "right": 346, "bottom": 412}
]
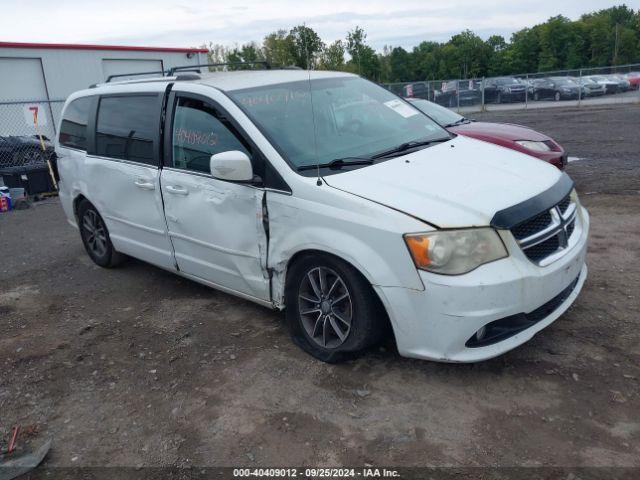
[{"left": 475, "top": 326, "right": 487, "bottom": 340}]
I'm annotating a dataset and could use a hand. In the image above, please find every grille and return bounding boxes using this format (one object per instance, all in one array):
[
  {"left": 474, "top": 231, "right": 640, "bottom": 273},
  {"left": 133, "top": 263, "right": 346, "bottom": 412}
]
[
  {"left": 510, "top": 195, "right": 578, "bottom": 265},
  {"left": 558, "top": 195, "right": 571, "bottom": 214},
  {"left": 524, "top": 235, "right": 561, "bottom": 262},
  {"left": 512, "top": 211, "right": 552, "bottom": 240}
]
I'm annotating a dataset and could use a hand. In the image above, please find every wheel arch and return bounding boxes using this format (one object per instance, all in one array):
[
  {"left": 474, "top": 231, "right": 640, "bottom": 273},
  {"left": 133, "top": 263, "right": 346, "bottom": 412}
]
[
  {"left": 282, "top": 248, "right": 395, "bottom": 343},
  {"left": 72, "top": 193, "right": 90, "bottom": 222}
]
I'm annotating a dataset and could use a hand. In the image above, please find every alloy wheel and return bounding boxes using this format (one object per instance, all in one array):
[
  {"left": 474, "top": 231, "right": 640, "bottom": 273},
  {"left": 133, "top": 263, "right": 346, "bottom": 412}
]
[
  {"left": 298, "top": 266, "right": 353, "bottom": 349},
  {"left": 82, "top": 209, "right": 108, "bottom": 258}
]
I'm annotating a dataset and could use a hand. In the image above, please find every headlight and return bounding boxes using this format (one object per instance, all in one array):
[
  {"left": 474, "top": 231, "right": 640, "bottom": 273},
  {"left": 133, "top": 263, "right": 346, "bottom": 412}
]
[
  {"left": 404, "top": 228, "right": 508, "bottom": 275},
  {"left": 515, "top": 140, "right": 552, "bottom": 152},
  {"left": 570, "top": 188, "right": 580, "bottom": 205}
]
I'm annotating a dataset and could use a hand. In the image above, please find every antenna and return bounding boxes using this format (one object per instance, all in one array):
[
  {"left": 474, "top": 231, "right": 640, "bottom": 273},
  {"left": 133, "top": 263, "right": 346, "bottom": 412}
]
[{"left": 306, "top": 71, "right": 321, "bottom": 186}]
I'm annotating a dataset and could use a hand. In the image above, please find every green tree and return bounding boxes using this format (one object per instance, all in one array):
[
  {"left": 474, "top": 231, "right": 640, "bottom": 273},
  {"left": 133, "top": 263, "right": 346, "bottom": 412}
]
[
  {"left": 411, "top": 41, "right": 441, "bottom": 80},
  {"left": 288, "top": 25, "right": 324, "bottom": 69},
  {"left": 226, "top": 42, "right": 265, "bottom": 69},
  {"left": 388, "top": 46, "right": 412, "bottom": 82},
  {"left": 319, "top": 40, "right": 346, "bottom": 70},
  {"left": 262, "top": 30, "right": 296, "bottom": 67},
  {"left": 448, "top": 30, "right": 491, "bottom": 78},
  {"left": 346, "top": 26, "right": 381, "bottom": 80}
]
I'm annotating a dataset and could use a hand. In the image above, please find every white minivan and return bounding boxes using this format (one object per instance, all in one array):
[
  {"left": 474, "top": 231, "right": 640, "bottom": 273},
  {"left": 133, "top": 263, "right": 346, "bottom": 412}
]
[{"left": 56, "top": 69, "right": 589, "bottom": 363}]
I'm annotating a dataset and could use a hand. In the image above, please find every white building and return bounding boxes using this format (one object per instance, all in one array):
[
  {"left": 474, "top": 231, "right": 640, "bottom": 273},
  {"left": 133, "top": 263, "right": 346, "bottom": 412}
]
[{"left": 0, "top": 41, "right": 207, "bottom": 138}]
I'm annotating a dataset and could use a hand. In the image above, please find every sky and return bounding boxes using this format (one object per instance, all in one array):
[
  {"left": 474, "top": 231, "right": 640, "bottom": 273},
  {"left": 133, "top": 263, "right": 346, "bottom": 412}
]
[{"left": 2, "top": 0, "right": 637, "bottom": 51}]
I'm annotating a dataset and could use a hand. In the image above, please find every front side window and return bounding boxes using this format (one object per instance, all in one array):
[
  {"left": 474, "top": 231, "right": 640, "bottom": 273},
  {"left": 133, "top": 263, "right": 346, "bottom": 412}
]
[
  {"left": 96, "top": 95, "right": 158, "bottom": 164},
  {"left": 59, "top": 97, "right": 92, "bottom": 150},
  {"left": 228, "top": 76, "right": 449, "bottom": 172},
  {"left": 171, "top": 97, "right": 249, "bottom": 174}
]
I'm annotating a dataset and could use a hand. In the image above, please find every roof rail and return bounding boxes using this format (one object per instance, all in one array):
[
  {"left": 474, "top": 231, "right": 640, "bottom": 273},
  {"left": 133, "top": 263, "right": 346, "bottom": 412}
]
[
  {"left": 105, "top": 70, "right": 167, "bottom": 82},
  {"left": 168, "top": 61, "right": 271, "bottom": 76}
]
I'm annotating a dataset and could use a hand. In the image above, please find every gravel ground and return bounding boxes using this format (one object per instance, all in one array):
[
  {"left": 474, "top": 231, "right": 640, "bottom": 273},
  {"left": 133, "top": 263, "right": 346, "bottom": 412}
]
[{"left": 0, "top": 104, "right": 638, "bottom": 475}]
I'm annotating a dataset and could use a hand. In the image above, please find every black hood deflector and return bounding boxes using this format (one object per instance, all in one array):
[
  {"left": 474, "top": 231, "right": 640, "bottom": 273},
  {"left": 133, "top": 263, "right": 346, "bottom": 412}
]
[{"left": 490, "top": 172, "right": 574, "bottom": 229}]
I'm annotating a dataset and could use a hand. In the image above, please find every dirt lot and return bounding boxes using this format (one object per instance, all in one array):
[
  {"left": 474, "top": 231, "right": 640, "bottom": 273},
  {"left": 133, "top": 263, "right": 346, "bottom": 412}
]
[{"left": 0, "top": 104, "right": 639, "bottom": 474}]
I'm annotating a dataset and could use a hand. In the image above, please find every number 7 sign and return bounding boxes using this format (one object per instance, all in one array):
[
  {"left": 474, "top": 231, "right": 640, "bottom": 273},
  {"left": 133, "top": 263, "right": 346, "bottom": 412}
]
[{"left": 23, "top": 104, "right": 48, "bottom": 127}]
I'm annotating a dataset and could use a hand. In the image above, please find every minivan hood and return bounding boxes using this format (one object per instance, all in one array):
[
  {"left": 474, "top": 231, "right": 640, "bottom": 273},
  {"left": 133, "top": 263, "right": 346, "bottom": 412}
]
[{"left": 323, "top": 135, "right": 562, "bottom": 228}]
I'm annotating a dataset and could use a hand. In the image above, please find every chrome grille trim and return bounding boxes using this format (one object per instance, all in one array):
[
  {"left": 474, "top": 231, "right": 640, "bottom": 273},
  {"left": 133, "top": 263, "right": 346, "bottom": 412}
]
[{"left": 513, "top": 199, "right": 580, "bottom": 266}]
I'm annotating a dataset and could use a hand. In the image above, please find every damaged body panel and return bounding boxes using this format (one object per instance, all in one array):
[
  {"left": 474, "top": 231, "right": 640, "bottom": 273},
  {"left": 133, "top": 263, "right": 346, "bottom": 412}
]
[
  {"left": 265, "top": 183, "right": 430, "bottom": 309},
  {"left": 160, "top": 168, "right": 269, "bottom": 301}
]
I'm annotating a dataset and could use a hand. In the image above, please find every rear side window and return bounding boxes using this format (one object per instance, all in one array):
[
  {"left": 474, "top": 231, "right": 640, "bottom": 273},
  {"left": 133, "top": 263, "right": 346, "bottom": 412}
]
[
  {"left": 59, "top": 97, "right": 92, "bottom": 150},
  {"left": 96, "top": 95, "right": 158, "bottom": 164}
]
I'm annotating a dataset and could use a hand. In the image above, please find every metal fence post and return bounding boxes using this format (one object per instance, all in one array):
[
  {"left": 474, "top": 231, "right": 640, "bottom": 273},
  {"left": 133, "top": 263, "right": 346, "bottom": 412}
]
[
  {"left": 457, "top": 80, "right": 460, "bottom": 112},
  {"left": 525, "top": 74, "right": 528, "bottom": 109},
  {"left": 578, "top": 69, "right": 582, "bottom": 107},
  {"left": 481, "top": 77, "right": 485, "bottom": 112}
]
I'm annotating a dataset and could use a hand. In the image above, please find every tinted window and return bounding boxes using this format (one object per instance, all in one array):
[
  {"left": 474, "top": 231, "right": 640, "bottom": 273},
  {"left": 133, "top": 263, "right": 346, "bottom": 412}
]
[
  {"left": 59, "top": 97, "right": 92, "bottom": 150},
  {"left": 96, "top": 95, "right": 158, "bottom": 164},
  {"left": 172, "top": 97, "right": 249, "bottom": 174}
]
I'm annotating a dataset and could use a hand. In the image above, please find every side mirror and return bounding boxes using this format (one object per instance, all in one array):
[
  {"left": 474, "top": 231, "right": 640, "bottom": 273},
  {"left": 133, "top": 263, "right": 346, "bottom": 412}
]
[{"left": 210, "top": 150, "right": 253, "bottom": 182}]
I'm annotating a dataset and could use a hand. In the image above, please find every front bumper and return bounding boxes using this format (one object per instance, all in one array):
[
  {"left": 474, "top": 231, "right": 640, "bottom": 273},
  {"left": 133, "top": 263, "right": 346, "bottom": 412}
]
[{"left": 375, "top": 206, "right": 589, "bottom": 362}]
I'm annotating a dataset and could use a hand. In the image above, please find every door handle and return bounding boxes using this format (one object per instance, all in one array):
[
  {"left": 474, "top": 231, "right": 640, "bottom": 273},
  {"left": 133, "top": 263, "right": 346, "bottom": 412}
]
[
  {"left": 165, "top": 185, "right": 189, "bottom": 196},
  {"left": 134, "top": 178, "right": 155, "bottom": 190}
]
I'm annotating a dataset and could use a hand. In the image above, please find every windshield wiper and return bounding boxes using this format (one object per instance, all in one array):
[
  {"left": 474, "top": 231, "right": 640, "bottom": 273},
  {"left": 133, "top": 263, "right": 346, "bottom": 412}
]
[
  {"left": 297, "top": 157, "right": 374, "bottom": 172},
  {"left": 444, "top": 118, "right": 470, "bottom": 128},
  {"left": 372, "top": 137, "right": 450, "bottom": 159}
]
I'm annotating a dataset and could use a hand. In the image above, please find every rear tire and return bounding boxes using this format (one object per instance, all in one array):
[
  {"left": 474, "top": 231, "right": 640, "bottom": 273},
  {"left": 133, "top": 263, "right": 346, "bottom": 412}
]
[
  {"left": 285, "top": 253, "right": 386, "bottom": 363},
  {"left": 78, "top": 200, "right": 125, "bottom": 268}
]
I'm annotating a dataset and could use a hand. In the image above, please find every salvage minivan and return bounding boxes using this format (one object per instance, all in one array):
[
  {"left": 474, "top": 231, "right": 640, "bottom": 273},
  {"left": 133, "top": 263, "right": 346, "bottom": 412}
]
[{"left": 56, "top": 69, "right": 589, "bottom": 363}]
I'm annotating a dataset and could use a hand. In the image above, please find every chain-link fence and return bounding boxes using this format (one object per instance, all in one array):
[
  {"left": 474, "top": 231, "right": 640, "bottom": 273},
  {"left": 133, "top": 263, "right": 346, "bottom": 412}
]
[
  {"left": 0, "top": 99, "right": 63, "bottom": 168},
  {"left": 384, "top": 63, "right": 640, "bottom": 113},
  {"left": 0, "top": 99, "right": 62, "bottom": 197}
]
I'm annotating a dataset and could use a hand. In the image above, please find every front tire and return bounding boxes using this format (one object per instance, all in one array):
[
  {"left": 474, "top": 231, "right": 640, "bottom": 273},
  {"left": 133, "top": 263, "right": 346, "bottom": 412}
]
[
  {"left": 285, "top": 254, "right": 386, "bottom": 363},
  {"left": 78, "top": 200, "right": 124, "bottom": 268}
]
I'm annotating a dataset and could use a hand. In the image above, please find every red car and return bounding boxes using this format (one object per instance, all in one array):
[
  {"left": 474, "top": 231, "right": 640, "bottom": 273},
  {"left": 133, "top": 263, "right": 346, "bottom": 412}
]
[
  {"left": 625, "top": 72, "right": 640, "bottom": 90},
  {"left": 407, "top": 98, "right": 566, "bottom": 169}
]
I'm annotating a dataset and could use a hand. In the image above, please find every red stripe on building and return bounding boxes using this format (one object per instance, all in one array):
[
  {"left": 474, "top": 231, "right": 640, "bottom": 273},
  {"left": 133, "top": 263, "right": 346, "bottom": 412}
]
[{"left": 0, "top": 41, "right": 208, "bottom": 54}]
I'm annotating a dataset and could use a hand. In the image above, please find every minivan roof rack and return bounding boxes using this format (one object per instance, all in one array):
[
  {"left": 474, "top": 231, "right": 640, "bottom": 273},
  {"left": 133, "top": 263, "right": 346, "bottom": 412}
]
[
  {"left": 105, "top": 70, "right": 167, "bottom": 83},
  {"left": 168, "top": 61, "right": 271, "bottom": 76},
  {"left": 90, "top": 72, "right": 201, "bottom": 88}
]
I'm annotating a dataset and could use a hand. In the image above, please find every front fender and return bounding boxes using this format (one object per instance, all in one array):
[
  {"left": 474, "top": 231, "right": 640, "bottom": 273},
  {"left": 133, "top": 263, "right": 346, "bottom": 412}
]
[{"left": 266, "top": 188, "right": 428, "bottom": 307}]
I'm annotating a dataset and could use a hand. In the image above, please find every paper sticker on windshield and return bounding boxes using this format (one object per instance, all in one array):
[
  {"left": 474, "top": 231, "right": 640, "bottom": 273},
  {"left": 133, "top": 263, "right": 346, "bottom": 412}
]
[{"left": 384, "top": 99, "right": 419, "bottom": 118}]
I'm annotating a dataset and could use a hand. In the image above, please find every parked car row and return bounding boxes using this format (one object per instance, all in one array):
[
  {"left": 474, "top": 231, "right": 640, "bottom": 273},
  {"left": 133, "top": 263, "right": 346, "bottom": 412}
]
[{"left": 401, "top": 72, "right": 639, "bottom": 105}]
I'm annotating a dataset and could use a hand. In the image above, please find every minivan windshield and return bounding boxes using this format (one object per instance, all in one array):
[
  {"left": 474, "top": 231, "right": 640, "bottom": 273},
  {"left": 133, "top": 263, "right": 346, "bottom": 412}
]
[{"left": 228, "top": 76, "right": 450, "bottom": 172}]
